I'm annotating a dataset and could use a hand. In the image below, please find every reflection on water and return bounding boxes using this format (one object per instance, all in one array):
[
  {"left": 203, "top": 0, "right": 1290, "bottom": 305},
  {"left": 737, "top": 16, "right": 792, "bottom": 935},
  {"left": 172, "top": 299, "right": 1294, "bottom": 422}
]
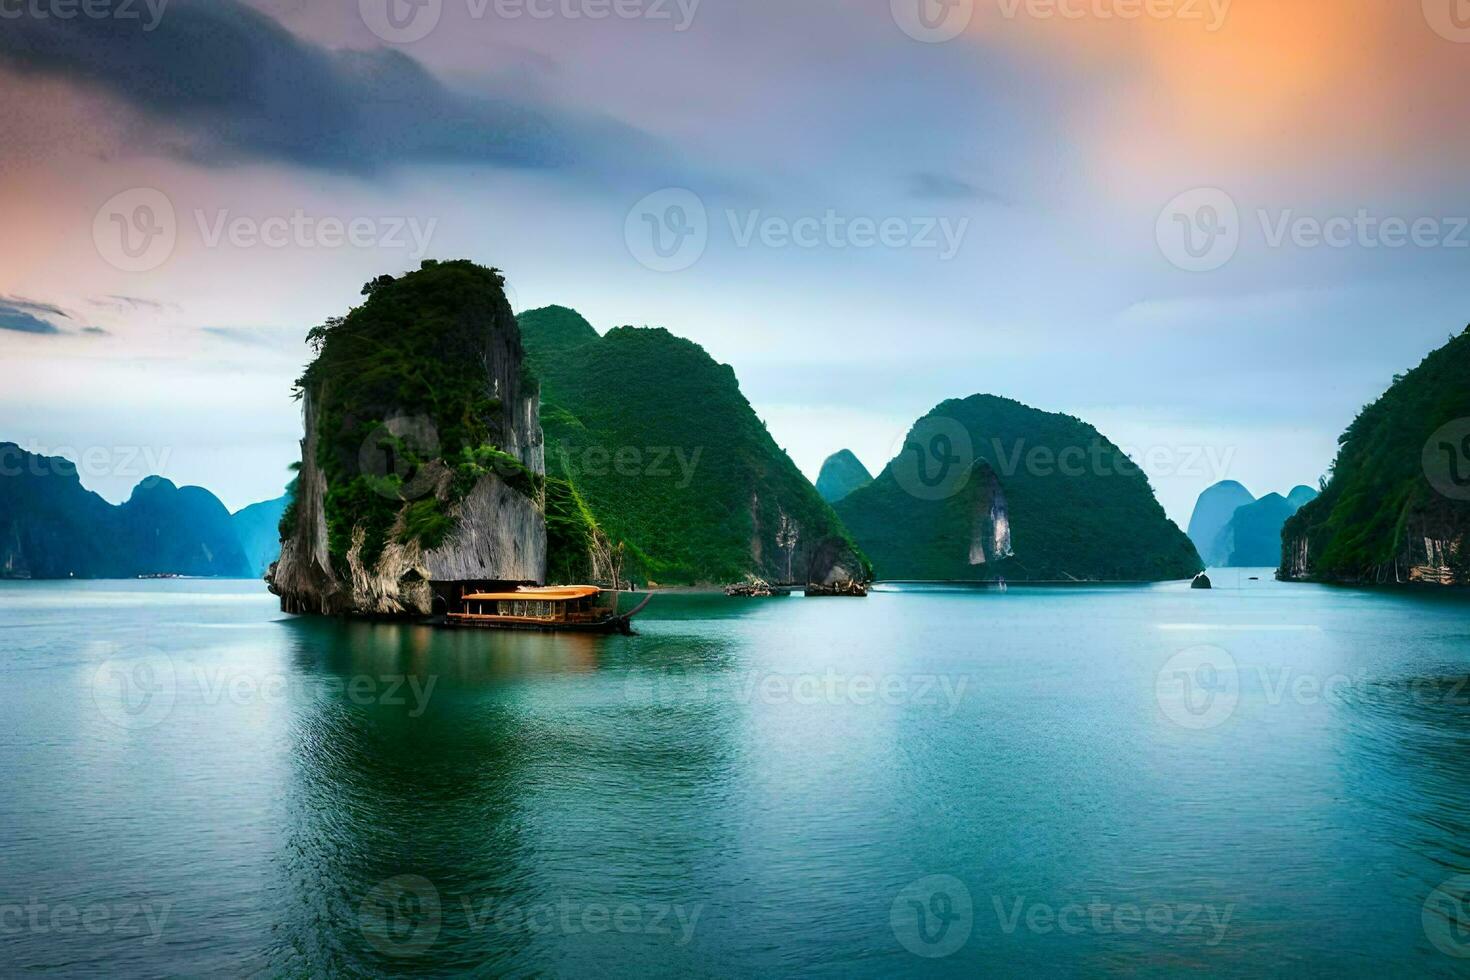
[{"left": 2, "top": 576, "right": 1470, "bottom": 977}]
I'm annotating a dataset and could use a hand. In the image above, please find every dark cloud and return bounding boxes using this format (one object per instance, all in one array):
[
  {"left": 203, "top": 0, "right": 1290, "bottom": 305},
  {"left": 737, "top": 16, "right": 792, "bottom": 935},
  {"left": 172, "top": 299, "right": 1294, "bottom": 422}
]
[
  {"left": 0, "top": 305, "right": 61, "bottom": 334},
  {"left": 0, "top": 0, "right": 661, "bottom": 176},
  {"left": 81, "top": 326, "right": 110, "bottom": 335},
  {"left": 909, "top": 172, "right": 1005, "bottom": 203},
  {"left": 88, "top": 294, "right": 177, "bottom": 313}
]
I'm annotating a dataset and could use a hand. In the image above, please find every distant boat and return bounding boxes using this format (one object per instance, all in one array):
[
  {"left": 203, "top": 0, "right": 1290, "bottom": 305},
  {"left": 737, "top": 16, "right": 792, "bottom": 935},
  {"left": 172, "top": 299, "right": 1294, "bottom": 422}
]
[{"left": 445, "top": 585, "right": 650, "bottom": 634}]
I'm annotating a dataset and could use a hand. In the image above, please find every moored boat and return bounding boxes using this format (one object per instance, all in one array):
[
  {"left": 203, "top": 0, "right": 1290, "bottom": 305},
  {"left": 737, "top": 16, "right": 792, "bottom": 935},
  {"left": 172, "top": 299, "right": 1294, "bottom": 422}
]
[{"left": 444, "top": 585, "right": 650, "bottom": 634}]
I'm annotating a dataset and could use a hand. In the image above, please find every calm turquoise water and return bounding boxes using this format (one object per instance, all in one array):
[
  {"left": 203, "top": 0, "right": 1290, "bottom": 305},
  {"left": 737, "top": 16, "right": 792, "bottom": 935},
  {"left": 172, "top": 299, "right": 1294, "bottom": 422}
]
[{"left": 3, "top": 573, "right": 1470, "bottom": 977}]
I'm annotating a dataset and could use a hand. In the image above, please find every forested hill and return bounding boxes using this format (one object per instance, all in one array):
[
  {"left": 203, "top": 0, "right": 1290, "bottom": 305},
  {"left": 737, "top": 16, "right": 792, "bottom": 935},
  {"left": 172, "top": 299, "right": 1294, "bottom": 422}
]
[
  {"left": 835, "top": 395, "right": 1201, "bottom": 582},
  {"left": 1282, "top": 327, "right": 1470, "bottom": 585},
  {"left": 518, "top": 306, "right": 868, "bottom": 586}
]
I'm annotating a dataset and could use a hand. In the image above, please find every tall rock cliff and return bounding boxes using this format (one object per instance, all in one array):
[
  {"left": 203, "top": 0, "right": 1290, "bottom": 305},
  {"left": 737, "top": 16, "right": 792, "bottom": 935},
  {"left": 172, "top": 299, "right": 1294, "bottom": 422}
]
[
  {"left": 270, "top": 261, "right": 546, "bottom": 615},
  {"left": 1281, "top": 327, "right": 1470, "bottom": 585}
]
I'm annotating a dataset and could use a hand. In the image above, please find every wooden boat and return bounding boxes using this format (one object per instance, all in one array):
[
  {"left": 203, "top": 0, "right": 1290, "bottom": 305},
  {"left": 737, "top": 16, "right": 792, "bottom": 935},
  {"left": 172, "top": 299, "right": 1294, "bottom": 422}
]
[{"left": 444, "top": 585, "right": 651, "bottom": 634}]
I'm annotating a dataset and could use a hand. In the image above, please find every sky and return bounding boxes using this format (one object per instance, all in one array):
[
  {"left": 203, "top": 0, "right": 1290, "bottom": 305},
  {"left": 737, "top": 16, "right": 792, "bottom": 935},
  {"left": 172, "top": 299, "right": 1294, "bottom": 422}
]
[{"left": 2, "top": 0, "right": 1469, "bottom": 526}]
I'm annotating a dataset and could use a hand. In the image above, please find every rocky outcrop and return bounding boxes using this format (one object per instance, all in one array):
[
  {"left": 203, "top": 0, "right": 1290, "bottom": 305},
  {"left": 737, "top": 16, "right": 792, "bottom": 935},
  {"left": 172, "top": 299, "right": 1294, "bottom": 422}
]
[
  {"left": 269, "top": 261, "right": 547, "bottom": 616},
  {"left": 968, "top": 463, "right": 1013, "bottom": 565}
]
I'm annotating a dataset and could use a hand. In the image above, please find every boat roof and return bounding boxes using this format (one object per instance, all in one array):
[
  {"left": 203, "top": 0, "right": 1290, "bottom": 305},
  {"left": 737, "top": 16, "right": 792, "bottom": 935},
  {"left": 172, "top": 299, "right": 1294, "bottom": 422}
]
[{"left": 461, "top": 585, "right": 601, "bottom": 602}]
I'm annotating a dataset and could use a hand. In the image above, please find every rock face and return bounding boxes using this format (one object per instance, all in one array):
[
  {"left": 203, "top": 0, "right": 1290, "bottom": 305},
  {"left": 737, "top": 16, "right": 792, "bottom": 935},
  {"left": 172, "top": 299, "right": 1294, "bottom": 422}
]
[
  {"left": 815, "top": 450, "right": 873, "bottom": 504},
  {"left": 835, "top": 394, "right": 1201, "bottom": 582},
  {"left": 1187, "top": 480, "right": 1255, "bottom": 565},
  {"left": 1221, "top": 490, "right": 1316, "bottom": 567},
  {"left": 270, "top": 261, "right": 547, "bottom": 616},
  {"left": 1281, "top": 326, "right": 1470, "bottom": 585}
]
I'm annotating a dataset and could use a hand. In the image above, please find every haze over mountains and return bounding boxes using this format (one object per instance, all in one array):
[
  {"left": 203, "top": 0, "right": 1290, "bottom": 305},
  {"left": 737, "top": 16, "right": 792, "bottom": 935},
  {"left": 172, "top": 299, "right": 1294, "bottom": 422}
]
[
  {"left": 1187, "top": 481, "right": 1319, "bottom": 567},
  {"left": 0, "top": 442, "right": 287, "bottom": 579}
]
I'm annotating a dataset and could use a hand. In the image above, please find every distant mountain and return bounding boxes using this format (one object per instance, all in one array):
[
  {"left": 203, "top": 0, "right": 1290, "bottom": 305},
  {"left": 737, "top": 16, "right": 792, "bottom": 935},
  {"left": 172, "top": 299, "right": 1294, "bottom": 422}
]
[
  {"left": 1194, "top": 483, "right": 1319, "bottom": 567},
  {"left": 0, "top": 444, "right": 253, "bottom": 578},
  {"left": 1223, "top": 493, "right": 1299, "bottom": 567},
  {"left": 815, "top": 450, "right": 873, "bottom": 503},
  {"left": 1187, "top": 480, "right": 1255, "bottom": 565},
  {"left": 519, "top": 307, "right": 868, "bottom": 586},
  {"left": 1283, "top": 326, "right": 1470, "bottom": 585},
  {"left": 1287, "top": 485, "right": 1319, "bottom": 510},
  {"left": 834, "top": 395, "right": 1201, "bottom": 582},
  {"left": 232, "top": 493, "right": 290, "bottom": 578}
]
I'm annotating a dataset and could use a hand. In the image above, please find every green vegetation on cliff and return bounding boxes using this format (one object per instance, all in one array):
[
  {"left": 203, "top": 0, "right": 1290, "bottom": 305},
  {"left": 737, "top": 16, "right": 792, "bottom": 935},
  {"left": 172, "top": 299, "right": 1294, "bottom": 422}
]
[
  {"left": 295, "top": 261, "right": 538, "bottom": 572},
  {"left": 519, "top": 307, "right": 867, "bottom": 585},
  {"left": 1282, "top": 327, "right": 1470, "bottom": 582},
  {"left": 836, "top": 395, "right": 1201, "bottom": 581}
]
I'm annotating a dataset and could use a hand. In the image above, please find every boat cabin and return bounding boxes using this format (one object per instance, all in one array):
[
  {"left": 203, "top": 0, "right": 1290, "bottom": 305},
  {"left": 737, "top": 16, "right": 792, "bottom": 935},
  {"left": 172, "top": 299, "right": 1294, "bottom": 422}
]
[{"left": 447, "top": 585, "right": 610, "bottom": 627}]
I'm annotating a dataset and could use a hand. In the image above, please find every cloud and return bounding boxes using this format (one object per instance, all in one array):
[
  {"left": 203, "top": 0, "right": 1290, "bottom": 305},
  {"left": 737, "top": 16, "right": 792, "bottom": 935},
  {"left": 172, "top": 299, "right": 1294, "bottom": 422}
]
[
  {"left": 908, "top": 172, "right": 1005, "bottom": 203},
  {"left": 81, "top": 326, "right": 110, "bottom": 335},
  {"left": 0, "top": 296, "right": 69, "bottom": 334},
  {"left": 0, "top": 308, "right": 61, "bottom": 334},
  {"left": 0, "top": 0, "right": 663, "bottom": 177}
]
